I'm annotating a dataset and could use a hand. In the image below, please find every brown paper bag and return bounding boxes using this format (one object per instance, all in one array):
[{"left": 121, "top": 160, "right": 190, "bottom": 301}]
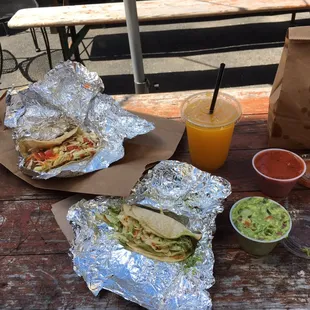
[{"left": 268, "top": 26, "right": 310, "bottom": 149}]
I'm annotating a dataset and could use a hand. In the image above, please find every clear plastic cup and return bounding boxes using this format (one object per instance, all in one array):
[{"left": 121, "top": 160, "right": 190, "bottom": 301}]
[
  {"left": 252, "top": 149, "right": 307, "bottom": 197},
  {"left": 181, "top": 91, "right": 242, "bottom": 172},
  {"left": 230, "top": 197, "right": 292, "bottom": 256}
]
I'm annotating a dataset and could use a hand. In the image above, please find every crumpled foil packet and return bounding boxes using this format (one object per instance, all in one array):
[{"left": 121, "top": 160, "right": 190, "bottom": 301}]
[
  {"left": 67, "top": 160, "right": 231, "bottom": 309},
  {"left": 4, "top": 61, "right": 154, "bottom": 179}
]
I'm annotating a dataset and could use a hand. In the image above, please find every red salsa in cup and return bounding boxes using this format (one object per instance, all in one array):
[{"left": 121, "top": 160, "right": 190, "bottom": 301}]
[{"left": 254, "top": 150, "right": 304, "bottom": 179}]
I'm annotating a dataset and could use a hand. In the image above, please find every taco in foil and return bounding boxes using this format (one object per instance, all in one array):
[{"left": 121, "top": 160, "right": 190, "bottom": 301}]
[
  {"left": 19, "top": 128, "right": 99, "bottom": 173},
  {"left": 102, "top": 204, "right": 202, "bottom": 262}
]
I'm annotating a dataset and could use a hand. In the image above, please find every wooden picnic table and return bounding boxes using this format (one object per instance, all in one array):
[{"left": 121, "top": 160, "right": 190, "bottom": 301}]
[
  {"left": 1, "top": 86, "right": 309, "bottom": 309},
  {"left": 8, "top": 0, "right": 310, "bottom": 83},
  {"left": 8, "top": 0, "right": 310, "bottom": 29}
]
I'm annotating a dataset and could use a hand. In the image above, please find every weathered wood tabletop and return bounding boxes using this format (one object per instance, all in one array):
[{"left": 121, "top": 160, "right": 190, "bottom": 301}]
[
  {"left": 1, "top": 87, "right": 309, "bottom": 309},
  {"left": 8, "top": 0, "right": 310, "bottom": 29}
]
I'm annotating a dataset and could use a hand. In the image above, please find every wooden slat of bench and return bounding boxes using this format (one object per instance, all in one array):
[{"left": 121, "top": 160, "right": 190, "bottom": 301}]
[
  {"left": 8, "top": 0, "right": 310, "bottom": 29},
  {"left": 115, "top": 86, "right": 271, "bottom": 118}
]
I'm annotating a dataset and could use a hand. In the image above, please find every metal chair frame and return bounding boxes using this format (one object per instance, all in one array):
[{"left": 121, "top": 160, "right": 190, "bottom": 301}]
[{"left": 0, "top": 0, "right": 53, "bottom": 69}]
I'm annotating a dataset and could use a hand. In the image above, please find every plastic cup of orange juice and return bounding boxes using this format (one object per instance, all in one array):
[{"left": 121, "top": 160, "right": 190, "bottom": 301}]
[{"left": 181, "top": 91, "right": 242, "bottom": 172}]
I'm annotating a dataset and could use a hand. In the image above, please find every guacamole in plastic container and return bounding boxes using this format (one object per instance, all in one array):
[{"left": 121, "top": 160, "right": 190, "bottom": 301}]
[{"left": 230, "top": 197, "right": 292, "bottom": 256}]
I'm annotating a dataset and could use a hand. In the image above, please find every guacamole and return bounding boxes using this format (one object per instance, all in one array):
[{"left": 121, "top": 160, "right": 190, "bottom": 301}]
[{"left": 231, "top": 197, "right": 290, "bottom": 241}]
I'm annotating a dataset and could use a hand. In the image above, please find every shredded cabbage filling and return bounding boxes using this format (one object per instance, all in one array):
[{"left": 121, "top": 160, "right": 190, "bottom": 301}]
[
  {"left": 103, "top": 210, "right": 193, "bottom": 259},
  {"left": 25, "top": 132, "right": 98, "bottom": 172}
]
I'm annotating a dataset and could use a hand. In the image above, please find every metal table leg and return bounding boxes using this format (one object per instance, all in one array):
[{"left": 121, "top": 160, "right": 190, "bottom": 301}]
[
  {"left": 40, "top": 27, "right": 53, "bottom": 69},
  {"left": 57, "top": 26, "right": 89, "bottom": 62},
  {"left": 69, "top": 26, "right": 82, "bottom": 62},
  {"left": 290, "top": 12, "right": 296, "bottom": 26},
  {"left": 57, "top": 26, "right": 70, "bottom": 60},
  {"left": 30, "top": 28, "right": 40, "bottom": 52}
]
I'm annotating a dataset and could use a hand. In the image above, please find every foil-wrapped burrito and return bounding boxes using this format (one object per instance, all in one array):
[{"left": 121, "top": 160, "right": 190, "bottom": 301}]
[
  {"left": 67, "top": 160, "right": 231, "bottom": 309},
  {"left": 4, "top": 61, "right": 154, "bottom": 179}
]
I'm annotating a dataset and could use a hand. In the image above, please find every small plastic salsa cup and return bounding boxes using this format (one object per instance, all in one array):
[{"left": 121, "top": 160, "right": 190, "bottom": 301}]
[
  {"left": 229, "top": 197, "right": 292, "bottom": 256},
  {"left": 252, "top": 148, "right": 306, "bottom": 197}
]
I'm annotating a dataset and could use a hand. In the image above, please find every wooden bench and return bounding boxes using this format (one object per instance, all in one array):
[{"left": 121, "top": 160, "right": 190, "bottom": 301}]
[
  {"left": 8, "top": 0, "right": 310, "bottom": 29},
  {"left": 7, "top": 0, "right": 310, "bottom": 86}
]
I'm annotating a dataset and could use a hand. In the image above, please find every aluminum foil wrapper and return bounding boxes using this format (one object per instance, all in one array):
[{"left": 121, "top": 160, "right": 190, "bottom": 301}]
[
  {"left": 4, "top": 61, "right": 154, "bottom": 179},
  {"left": 67, "top": 160, "right": 231, "bottom": 309}
]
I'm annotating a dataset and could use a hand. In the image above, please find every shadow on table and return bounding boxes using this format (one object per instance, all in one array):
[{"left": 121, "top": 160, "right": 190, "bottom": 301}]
[
  {"left": 89, "top": 19, "right": 310, "bottom": 60},
  {"left": 101, "top": 64, "right": 278, "bottom": 95}
]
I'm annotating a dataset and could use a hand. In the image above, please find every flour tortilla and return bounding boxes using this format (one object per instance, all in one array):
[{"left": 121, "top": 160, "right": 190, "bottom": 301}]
[
  {"left": 122, "top": 204, "right": 202, "bottom": 241},
  {"left": 18, "top": 126, "right": 79, "bottom": 157}
]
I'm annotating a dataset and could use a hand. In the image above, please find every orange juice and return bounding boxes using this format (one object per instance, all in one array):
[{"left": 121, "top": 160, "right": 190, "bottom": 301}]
[{"left": 181, "top": 92, "right": 242, "bottom": 171}]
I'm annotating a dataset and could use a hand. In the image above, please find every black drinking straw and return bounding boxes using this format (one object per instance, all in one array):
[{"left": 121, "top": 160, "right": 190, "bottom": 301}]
[{"left": 209, "top": 63, "right": 226, "bottom": 114}]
